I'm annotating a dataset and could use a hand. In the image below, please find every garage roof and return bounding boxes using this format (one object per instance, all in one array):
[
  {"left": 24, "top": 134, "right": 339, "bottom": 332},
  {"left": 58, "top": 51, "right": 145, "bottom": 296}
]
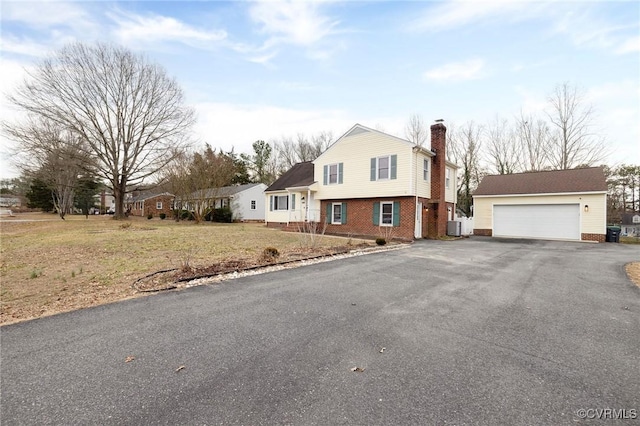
[{"left": 474, "top": 167, "right": 607, "bottom": 196}]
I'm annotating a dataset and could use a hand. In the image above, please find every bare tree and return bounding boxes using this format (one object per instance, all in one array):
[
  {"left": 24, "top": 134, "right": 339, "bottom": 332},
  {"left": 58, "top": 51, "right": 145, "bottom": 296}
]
[
  {"left": 448, "top": 122, "right": 484, "bottom": 216},
  {"left": 273, "top": 136, "right": 299, "bottom": 174},
  {"left": 545, "top": 82, "right": 608, "bottom": 170},
  {"left": 6, "top": 42, "right": 195, "bottom": 219},
  {"left": 485, "top": 116, "right": 520, "bottom": 174},
  {"left": 5, "top": 117, "right": 92, "bottom": 219},
  {"left": 404, "top": 114, "right": 428, "bottom": 147},
  {"left": 514, "top": 112, "right": 552, "bottom": 172},
  {"left": 311, "top": 130, "right": 334, "bottom": 155},
  {"left": 273, "top": 131, "right": 333, "bottom": 175}
]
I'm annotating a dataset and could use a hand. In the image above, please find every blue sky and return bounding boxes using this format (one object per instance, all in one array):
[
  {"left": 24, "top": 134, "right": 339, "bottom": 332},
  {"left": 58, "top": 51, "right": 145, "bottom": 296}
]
[{"left": 1, "top": 0, "right": 639, "bottom": 179}]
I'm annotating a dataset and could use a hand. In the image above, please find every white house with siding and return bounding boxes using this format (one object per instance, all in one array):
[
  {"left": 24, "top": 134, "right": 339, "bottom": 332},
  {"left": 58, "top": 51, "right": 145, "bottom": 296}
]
[{"left": 265, "top": 123, "right": 457, "bottom": 240}]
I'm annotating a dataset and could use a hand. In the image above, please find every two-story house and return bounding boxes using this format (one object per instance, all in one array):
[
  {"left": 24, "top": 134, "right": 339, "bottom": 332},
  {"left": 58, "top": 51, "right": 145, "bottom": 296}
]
[{"left": 265, "top": 122, "right": 457, "bottom": 240}]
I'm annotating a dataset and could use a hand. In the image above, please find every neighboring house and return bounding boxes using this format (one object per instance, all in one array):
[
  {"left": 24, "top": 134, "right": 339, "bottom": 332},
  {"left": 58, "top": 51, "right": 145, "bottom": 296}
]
[
  {"left": 472, "top": 167, "right": 608, "bottom": 242},
  {"left": 621, "top": 212, "right": 640, "bottom": 237},
  {"left": 95, "top": 190, "right": 116, "bottom": 214},
  {"left": 0, "top": 196, "right": 21, "bottom": 208},
  {"left": 265, "top": 122, "right": 458, "bottom": 240},
  {"left": 179, "top": 183, "right": 267, "bottom": 221},
  {"left": 127, "top": 191, "right": 174, "bottom": 218}
]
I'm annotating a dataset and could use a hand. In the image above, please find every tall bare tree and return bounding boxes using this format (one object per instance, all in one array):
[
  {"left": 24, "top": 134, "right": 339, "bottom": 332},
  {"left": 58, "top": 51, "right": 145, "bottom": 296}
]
[
  {"left": 485, "top": 116, "right": 520, "bottom": 174},
  {"left": 404, "top": 113, "right": 428, "bottom": 147},
  {"left": 448, "top": 122, "right": 484, "bottom": 216},
  {"left": 514, "top": 112, "right": 552, "bottom": 172},
  {"left": 7, "top": 42, "right": 195, "bottom": 219},
  {"left": 545, "top": 82, "right": 607, "bottom": 170},
  {"left": 273, "top": 131, "right": 333, "bottom": 175},
  {"left": 5, "top": 117, "right": 92, "bottom": 219}
]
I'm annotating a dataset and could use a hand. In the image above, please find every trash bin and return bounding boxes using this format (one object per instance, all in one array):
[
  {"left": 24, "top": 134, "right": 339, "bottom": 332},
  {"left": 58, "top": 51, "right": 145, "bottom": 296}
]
[{"left": 606, "top": 226, "right": 621, "bottom": 243}]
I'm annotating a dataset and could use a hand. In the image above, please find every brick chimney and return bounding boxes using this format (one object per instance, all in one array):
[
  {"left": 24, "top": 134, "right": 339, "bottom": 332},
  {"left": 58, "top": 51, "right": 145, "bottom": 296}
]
[{"left": 428, "top": 120, "right": 448, "bottom": 238}]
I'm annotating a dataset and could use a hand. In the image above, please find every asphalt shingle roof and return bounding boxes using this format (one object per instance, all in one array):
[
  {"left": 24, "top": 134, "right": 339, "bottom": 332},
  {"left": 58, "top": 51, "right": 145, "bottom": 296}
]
[
  {"left": 266, "top": 162, "right": 315, "bottom": 191},
  {"left": 474, "top": 167, "right": 607, "bottom": 196}
]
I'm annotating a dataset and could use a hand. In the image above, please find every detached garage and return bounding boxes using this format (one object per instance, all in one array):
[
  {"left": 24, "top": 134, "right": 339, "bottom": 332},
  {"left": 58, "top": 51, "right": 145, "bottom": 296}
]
[{"left": 473, "top": 167, "right": 607, "bottom": 242}]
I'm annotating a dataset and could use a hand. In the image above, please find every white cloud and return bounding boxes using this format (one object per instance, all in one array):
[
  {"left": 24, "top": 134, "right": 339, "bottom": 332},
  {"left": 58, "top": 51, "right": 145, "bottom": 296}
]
[
  {"left": 249, "top": 0, "right": 339, "bottom": 47},
  {"left": 409, "top": 0, "right": 547, "bottom": 32},
  {"left": 0, "top": 35, "right": 53, "bottom": 57},
  {"left": 544, "top": 4, "right": 640, "bottom": 56},
  {"left": 0, "top": 59, "right": 33, "bottom": 179},
  {"left": 109, "top": 11, "right": 227, "bottom": 48},
  {"left": 191, "top": 102, "right": 354, "bottom": 152},
  {"left": 2, "top": 0, "right": 90, "bottom": 29},
  {"left": 424, "top": 58, "right": 485, "bottom": 82},
  {"left": 615, "top": 35, "right": 640, "bottom": 55}
]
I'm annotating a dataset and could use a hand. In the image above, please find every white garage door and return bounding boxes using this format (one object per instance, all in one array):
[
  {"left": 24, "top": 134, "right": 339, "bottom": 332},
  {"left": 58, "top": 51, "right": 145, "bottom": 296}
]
[{"left": 493, "top": 204, "right": 580, "bottom": 240}]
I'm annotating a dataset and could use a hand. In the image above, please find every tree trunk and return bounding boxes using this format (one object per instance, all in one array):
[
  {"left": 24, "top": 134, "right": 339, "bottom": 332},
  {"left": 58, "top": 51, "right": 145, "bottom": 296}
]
[{"left": 113, "top": 183, "right": 127, "bottom": 220}]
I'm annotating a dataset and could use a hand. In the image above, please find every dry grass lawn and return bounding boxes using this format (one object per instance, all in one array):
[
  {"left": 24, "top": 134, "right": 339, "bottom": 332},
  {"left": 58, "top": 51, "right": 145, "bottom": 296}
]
[
  {"left": 1, "top": 213, "right": 369, "bottom": 325},
  {"left": 626, "top": 262, "right": 640, "bottom": 288}
]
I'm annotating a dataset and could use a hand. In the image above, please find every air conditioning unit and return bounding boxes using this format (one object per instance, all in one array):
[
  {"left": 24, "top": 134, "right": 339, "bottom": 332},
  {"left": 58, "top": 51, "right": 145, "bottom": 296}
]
[{"left": 447, "top": 221, "right": 461, "bottom": 237}]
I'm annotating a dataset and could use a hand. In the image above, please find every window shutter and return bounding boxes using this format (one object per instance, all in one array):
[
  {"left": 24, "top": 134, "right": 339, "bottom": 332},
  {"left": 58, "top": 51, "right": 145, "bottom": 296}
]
[
  {"left": 269, "top": 195, "right": 273, "bottom": 211},
  {"left": 341, "top": 202, "right": 347, "bottom": 224},
  {"left": 370, "top": 158, "right": 376, "bottom": 181},
  {"left": 393, "top": 201, "right": 400, "bottom": 226},
  {"left": 390, "top": 155, "right": 397, "bottom": 180},
  {"left": 338, "top": 163, "right": 344, "bottom": 184},
  {"left": 326, "top": 203, "right": 331, "bottom": 223},
  {"left": 373, "top": 202, "right": 380, "bottom": 225},
  {"left": 291, "top": 194, "right": 296, "bottom": 210},
  {"left": 323, "top": 165, "right": 328, "bottom": 185}
]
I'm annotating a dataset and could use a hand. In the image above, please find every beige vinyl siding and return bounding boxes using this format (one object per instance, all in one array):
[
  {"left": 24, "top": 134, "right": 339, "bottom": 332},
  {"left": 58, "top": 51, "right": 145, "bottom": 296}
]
[
  {"left": 473, "top": 193, "right": 606, "bottom": 234},
  {"left": 445, "top": 166, "right": 456, "bottom": 203},
  {"left": 415, "top": 154, "right": 432, "bottom": 199},
  {"left": 265, "top": 191, "right": 290, "bottom": 223},
  {"left": 314, "top": 130, "right": 413, "bottom": 200}
]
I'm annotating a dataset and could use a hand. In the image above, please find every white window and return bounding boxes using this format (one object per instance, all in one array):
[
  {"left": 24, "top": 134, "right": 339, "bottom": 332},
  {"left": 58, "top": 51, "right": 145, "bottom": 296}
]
[
  {"left": 273, "top": 195, "right": 288, "bottom": 210},
  {"left": 332, "top": 203, "right": 342, "bottom": 225},
  {"left": 423, "top": 159, "right": 429, "bottom": 181},
  {"left": 378, "top": 156, "right": 390, "bottom": 180},
  {"left": 328, "top": 164, "right": 339, "bottom": 184},
  {"left": 250, "top": 200, "right": 256, "bottom": 210},
  {"left": 381, "top": 202, "right": 393, "bottom": 226},
  {"left": 156, "top": 201, "right": 162, "bottom": 210},
  {"left": 446, "top": 168, "right": 451, "bottom": 189}
]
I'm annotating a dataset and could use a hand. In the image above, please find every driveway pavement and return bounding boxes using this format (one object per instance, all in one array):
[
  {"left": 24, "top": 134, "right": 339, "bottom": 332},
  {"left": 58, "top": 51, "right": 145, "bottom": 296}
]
[{"left": 2, "top": 238, "right": 639, "bottom": 425}]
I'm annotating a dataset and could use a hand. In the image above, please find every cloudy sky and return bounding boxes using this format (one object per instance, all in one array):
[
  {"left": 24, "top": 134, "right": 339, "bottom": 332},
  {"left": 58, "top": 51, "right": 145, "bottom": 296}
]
[{"left": 1, "top": 0, "right": 638, "bottom": 179}]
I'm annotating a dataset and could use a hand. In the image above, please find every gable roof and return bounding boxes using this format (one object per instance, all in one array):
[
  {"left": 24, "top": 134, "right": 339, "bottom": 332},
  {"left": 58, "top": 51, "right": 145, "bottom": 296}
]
[
  {"left": 183, "top": 183, "right": 265, "bottom": 200},
  {"left": 315, "top": 123, "right": 435, "bottom": 163},
  {"left": 621, "top": 212, "right": 640, "bottom": 226},
  {"left": 129, "top": 191, "right": 174, "bottom": 203},
  {"left": 266, "top": 162, "right": 315, "bottom": 191},
  {"left": 474, "top": 167, "right": 608, "bottom": 196}
]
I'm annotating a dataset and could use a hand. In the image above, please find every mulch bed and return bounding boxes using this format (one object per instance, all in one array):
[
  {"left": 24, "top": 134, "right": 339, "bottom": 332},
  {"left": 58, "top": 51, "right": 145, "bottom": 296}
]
[{"left": 132, "top": 244, "right": 371, "bottom": 292}]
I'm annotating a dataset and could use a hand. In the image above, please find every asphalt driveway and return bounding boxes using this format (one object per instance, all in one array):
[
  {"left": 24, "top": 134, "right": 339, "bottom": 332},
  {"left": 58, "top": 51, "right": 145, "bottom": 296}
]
[{"left": 2, "top": 238, "right": 639, "bottom": 425}]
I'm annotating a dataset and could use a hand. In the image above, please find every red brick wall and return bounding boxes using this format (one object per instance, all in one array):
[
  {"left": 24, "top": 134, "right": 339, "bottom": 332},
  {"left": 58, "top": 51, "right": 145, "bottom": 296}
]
[
  {"left": 129, "top": 195, "right": 174, "bottom": 217},
  {"left": 581, "top": 233, "right": 605, "bottom": 242},
  {"left": 428, "top": 123, "right": 448, "bottom": 238},
  {"left": 473, "top": 229, "right": 493, "bottom": 236},
  {"left": 320, "top": 197, "right": 417, "bottom": 241}
]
